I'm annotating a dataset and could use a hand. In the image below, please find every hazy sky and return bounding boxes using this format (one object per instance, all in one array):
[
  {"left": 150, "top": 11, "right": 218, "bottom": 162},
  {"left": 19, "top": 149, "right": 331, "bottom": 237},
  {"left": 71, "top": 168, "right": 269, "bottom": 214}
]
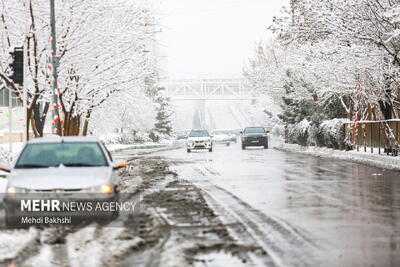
[{"left": 157, "top": 0, "right": 289, "bottom": 79}]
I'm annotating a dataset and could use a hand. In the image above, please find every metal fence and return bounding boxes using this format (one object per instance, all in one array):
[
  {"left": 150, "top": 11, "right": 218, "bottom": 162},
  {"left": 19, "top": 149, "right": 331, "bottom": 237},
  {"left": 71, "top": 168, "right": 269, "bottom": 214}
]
[{"left": 344, "top": 120, "right": 400, "bottom": 155}]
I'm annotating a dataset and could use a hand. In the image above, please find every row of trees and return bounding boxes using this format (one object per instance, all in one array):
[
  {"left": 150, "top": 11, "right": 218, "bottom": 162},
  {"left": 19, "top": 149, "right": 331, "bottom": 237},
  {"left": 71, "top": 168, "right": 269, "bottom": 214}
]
[
  {"left": 244, "top": 0, "right": 400, "bottom": 147},
  {"left": 0, "top": 0, "right": 159, "bottom": 137}
]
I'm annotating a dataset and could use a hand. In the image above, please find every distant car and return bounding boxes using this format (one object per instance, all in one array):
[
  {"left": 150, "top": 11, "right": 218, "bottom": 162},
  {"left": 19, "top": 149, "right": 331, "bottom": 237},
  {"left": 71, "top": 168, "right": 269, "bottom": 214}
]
[
  {"left": 241, "top": 127, "right": 269, "bottom": 149},
  {"left": 186, "top": 130, "right": 213, "bottom": 152},
  {"left": 228, "top": 130, "right": 238, "bottom": 143},
  {"left": 1, "top": 136, "right": 127, "bottom": 227},
  {"left": 211, "top": 130, "right": 231, "bottom": 146}
]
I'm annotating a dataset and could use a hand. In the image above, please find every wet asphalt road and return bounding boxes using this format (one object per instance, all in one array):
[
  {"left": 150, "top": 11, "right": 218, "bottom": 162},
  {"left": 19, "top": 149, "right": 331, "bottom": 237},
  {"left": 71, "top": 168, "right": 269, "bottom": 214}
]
[{"left": 152, "top": 139, "right": 400, "bottom": 267}]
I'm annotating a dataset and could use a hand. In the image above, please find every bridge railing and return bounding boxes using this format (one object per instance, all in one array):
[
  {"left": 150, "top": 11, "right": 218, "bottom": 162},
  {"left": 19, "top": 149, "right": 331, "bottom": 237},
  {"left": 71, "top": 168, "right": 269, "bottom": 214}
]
[{"left": 160, "top": 79, "right": 256, "bottom": 100}]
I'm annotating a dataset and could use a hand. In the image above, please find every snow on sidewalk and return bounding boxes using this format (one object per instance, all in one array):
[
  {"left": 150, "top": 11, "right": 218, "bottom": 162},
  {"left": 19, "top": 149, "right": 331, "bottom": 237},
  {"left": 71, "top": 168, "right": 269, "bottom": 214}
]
[{"left": 277, "top": 143, "right": 400, "bottom": 171}]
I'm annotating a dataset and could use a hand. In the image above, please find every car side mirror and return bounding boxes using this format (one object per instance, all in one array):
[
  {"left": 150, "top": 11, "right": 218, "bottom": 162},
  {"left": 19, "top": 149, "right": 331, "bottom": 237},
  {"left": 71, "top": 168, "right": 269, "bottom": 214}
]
[
  {"left": 239, "top": 131, "right": 243, "bottom": 135},
  {"left": 0, "top": 162, "right": 10, "bottom": 174},
  {"left": 266, "top": 131, "right": 270, "bottom": 133},
  {"left": 113, "top": 162, "right": 128, "bottom": 170}
]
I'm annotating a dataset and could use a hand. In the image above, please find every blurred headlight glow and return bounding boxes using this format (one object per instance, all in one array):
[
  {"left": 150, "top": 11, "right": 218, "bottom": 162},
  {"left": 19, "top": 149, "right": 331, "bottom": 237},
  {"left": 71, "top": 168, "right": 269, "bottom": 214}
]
[
  {"left": 6, "top": 186, "right": 28, "bottom": 193},
  {"left": 7, "top": 186, "right": 15, "bottom": 194},
  {"left": 101, "top": 184, "right": 112, "bottom": 194}
]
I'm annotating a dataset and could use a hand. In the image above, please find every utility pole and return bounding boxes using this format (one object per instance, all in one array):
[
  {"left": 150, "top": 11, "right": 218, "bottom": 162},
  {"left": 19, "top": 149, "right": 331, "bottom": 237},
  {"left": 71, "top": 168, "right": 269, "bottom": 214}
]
[
  {"left": 50, "top": 0, "right": 61, "bottom": 135},
  {"left": 8, "top": 46, "right": 23, "bottom": 147},
  {"left": 8, "top": 86, "right": 12, "bottom": 152},
  {"left": 23, "top": 0, "right": 28, "bottom": 142}
]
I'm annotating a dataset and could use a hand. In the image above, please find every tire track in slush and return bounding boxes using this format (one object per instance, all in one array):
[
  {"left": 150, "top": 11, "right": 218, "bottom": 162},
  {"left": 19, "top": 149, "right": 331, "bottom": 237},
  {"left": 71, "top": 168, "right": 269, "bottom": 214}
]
[{"left": 170, "top": 162, "right": 320, "bottom": 267}]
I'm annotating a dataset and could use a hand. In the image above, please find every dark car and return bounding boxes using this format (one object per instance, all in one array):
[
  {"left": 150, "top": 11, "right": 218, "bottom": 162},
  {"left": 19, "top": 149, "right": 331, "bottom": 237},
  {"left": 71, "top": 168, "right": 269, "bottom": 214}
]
[{"left": 241, "top": 127, "right": 269, "bottom": 149}]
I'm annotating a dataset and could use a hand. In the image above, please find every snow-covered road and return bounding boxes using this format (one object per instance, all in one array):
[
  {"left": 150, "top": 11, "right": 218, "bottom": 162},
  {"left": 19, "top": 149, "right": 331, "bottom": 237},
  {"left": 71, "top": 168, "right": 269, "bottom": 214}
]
[{"left": 151, "top": 139, "right": 400, "bottom": 267}]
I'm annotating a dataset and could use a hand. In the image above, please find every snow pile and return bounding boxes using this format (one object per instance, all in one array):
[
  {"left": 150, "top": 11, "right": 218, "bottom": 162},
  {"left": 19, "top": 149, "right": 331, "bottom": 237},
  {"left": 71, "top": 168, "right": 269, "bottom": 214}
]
[
  {"left": 99, "top": 132, "right": 151, "bottom": 145},
  {"left": 24, "top": 245, "right": 53, "bottom": 267},
  {"left": 66, "top": 226, "right": 144, "bottom": 267},
  {"left": 106, "top": 142, "right": 165, "bottom": 152},
  {"left": 278, "top": 143, "right": 400, "bottom": 171},
  {"left": 0, "top": 229, "right": 38, "bottom": 262},
  {"left": 158, "top": 241, "right": 194, "bottom": 267}
]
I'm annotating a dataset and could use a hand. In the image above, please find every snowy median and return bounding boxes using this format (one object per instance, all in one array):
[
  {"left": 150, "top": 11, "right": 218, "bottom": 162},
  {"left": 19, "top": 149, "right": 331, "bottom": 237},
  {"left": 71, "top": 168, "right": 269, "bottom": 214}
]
[
  {"left": 276, "top": 143, "right": 400, "bottom": 171},
  {"left": 106, "top": 142, "right": 167, "bottom": 152}
]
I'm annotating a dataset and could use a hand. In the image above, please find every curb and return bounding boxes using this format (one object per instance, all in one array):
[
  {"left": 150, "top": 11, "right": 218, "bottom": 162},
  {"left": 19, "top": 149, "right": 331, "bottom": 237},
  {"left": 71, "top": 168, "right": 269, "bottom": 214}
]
[{"left": 274, "top": 146, "right": 400, "bottom": 172}]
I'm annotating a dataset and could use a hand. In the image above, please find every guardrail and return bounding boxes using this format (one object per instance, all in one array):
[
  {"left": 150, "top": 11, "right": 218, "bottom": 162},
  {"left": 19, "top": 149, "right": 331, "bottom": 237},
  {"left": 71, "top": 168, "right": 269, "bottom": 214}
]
[{"left": 344, "top": 120, "right": 400, "bottom": 155}]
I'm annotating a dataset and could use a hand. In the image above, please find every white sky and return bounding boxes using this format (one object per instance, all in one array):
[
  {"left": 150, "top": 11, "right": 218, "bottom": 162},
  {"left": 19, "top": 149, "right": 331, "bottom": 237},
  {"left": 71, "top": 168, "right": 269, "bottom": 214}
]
[{"left": 157, "top": 0, "right": 289, "bottom": 79}]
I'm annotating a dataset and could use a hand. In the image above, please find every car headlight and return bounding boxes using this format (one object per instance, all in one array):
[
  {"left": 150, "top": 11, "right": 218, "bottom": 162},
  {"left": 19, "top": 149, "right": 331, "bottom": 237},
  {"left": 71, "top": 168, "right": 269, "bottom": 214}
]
[
  {"left": 84, "top": 184, "right": 114, "bottom": 194},
  {"left": 187, "top": 140, "right": 194, "bottom": 144},
  {"left": 7, "top": 186, "right": 29, "bottom": 194},
  {"left": 101, "top": 184, "right": 112, "bottom": 194}
]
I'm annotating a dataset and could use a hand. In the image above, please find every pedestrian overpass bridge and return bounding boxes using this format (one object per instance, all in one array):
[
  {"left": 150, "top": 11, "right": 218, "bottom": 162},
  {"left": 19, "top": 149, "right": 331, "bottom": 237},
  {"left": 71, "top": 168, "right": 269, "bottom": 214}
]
[{"left": 159, "top": 78, "right": 257, "bottom": 100}]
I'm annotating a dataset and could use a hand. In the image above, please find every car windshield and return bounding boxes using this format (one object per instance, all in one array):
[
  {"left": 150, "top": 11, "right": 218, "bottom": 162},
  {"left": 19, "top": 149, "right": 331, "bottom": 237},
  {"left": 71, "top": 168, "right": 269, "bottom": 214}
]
[
  {"left": 244, "top": 127, "right": 265, "bottom": 134},
  {"left": 15, "top": 142, "right": 108, "bottom": 168},
  {"left": 189, "top": 130, "right": 209, "bottom": 137}
]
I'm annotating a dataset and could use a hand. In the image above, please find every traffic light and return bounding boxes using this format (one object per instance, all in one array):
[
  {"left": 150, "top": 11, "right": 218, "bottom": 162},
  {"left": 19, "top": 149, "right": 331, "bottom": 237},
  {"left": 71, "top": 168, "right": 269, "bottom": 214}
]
[{"left": 9, "top": 46, "right": 23, "bottom": 85}]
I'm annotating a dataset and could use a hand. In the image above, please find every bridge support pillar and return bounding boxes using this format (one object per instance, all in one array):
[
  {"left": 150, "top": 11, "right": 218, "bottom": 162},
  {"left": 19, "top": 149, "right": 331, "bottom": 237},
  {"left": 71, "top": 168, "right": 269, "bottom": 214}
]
[{"left": 193, "top": 100, "right": 206, "bottom": 129}]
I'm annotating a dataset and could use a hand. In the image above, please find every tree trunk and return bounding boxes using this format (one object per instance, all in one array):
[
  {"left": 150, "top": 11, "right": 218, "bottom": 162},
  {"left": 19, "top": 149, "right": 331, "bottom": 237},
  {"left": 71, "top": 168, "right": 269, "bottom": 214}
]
[
  {"left": 82, "top": 119, "right": 89, "bottom": 136},
  {"left": 82, "top": 112, "right": 92, "bottom": 136},
  {"left": 63, "top": 114, "right": 80, "bottom": 136},
  {"left": 33, "top": 102, "right": 49, "bottom": 137},
  {"left": 70, "top": 116, "right": 80, "bottom": 136},
  {"left": 63, "top": 111, "right": 70, "bottom": 136},
  {"left": 26, "top": 107, "right": 33, "bottom": 141},
  {"left": 379, "top": 100, "right": 393, "bottom": 120}
]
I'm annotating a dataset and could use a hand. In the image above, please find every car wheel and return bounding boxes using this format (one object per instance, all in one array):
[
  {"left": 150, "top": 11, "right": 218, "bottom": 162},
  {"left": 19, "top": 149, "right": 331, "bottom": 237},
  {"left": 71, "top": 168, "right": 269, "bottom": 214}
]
[
  {"left": 242, "top": 145, "right": 246, "bottom": 150},
  {"left": 187, "top": 148, "right": 191, "bottom": 153},
  {"left": 226, "top": 142, "right": 230, "bottom": 146},
  {"left": 264, "top": 143, "right": 268, "bottom": 149},
  {"left": 209, "top": 148, "right": 213, "bottom": 152}
]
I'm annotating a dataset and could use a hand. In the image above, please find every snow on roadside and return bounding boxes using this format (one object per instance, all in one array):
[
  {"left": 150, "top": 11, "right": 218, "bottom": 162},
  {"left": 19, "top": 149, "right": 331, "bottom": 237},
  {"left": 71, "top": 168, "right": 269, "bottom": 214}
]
[
  {"left": 158, "top": 241, "right": 194, "bottom": 267},
  {"left": 23, "top": 244, "right": 53, "bottom": 267},
  {"left": 66, "top": 226, "right": 144, "bottom": 267},
  {"left": 0, "top": 229, "right": 38, "bottom": 262},
  {"left": 106, "top": 142, "right": 165, "bottom": 152},
  {"left": 277, "top": 143, "right": 400, "bottom": 171}
]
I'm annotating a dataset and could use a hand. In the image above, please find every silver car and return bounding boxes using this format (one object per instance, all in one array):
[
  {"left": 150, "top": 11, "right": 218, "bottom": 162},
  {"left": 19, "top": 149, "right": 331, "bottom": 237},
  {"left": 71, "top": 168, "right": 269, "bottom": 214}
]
[
  {"left": 186, "top": 130, "right": 213, "bottom": 152},
  {"left": 1, "top": 136, "right": 126, "bottom": 227}
]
